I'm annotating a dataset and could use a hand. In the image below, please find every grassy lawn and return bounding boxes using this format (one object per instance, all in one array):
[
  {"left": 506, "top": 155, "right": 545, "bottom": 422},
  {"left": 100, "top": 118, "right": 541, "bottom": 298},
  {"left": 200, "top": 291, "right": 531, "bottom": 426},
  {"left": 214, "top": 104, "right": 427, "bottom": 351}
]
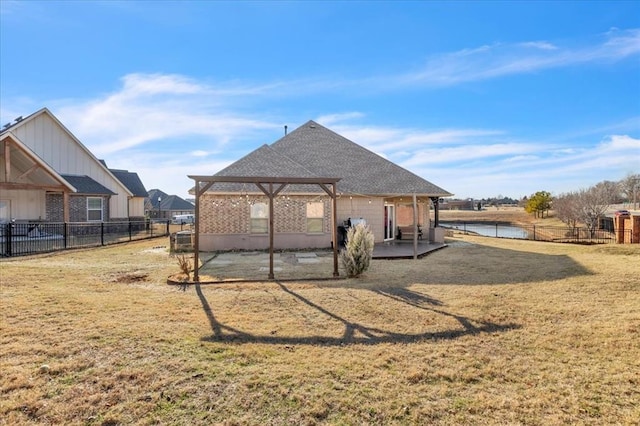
[{"left": 1, "top": 235, "right": 639, "bottom": 425}]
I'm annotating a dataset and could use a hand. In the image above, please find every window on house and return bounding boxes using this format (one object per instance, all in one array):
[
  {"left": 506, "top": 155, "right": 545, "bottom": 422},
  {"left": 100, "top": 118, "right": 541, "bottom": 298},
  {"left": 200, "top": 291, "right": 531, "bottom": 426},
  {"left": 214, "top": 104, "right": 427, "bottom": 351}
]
[
  {"left": 250, "top": 203, "right": 268, "bottom": 233},
  {"left": 0, "top": 200, "right": 10, "bottom": 222},
  {"left": 307, "top": 202, "right": 324, "bottom": 233},
  {"left": 87, "top": 197, "right": 103, "bottom": 221}
]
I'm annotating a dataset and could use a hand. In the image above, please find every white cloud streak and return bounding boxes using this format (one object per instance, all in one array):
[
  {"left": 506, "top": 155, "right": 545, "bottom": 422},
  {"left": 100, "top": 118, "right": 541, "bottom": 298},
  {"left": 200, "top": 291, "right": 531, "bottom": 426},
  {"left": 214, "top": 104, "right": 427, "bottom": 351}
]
[{"left": 397, "top": 28, "right": 640, "bottom": 87}]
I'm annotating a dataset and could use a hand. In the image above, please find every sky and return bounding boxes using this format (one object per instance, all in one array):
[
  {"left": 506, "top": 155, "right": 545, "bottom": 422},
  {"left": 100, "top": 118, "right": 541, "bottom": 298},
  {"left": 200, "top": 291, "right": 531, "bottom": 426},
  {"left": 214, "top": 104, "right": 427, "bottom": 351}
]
[{"left": 1, "top": 1, "right": 639, "bottom": 201}]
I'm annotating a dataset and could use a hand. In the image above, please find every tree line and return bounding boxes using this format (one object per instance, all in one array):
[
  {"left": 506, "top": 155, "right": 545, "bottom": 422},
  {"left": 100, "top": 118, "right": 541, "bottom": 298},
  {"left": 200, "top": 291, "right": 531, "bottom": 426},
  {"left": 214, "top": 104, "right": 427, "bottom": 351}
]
[{"left": 525, "top": 173, "right": 639, "bottom": 233}]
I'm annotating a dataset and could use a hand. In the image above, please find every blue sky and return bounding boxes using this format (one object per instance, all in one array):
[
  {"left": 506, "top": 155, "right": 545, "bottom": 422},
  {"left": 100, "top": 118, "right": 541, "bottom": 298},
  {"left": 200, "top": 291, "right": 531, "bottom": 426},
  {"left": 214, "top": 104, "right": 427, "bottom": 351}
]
[{"left": 1, "top": 1, "right": 639, "bottom": 200}]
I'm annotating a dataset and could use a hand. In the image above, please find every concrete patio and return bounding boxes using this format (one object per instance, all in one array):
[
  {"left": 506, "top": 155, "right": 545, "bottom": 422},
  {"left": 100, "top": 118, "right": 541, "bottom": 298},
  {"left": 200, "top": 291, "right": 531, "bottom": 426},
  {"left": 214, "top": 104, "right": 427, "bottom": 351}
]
[{"left": 192, "top": 241, "right": 447, "bottom": 283}]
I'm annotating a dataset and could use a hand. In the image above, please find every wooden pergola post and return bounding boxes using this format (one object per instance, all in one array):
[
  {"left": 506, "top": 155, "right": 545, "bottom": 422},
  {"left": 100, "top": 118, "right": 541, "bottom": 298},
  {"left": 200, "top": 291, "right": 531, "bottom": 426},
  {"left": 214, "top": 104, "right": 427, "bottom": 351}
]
[
  {"left": 189, "top": 175, "right": 341, "bottom": 282},
  {"left": 412, "top": 193, "right": 418, "bottom": 260}
]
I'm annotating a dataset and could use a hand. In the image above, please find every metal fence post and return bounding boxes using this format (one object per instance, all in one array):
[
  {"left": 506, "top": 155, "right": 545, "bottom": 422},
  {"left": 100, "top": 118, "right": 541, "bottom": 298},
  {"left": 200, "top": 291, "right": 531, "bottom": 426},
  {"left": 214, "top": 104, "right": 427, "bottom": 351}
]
[
  {"left": 533, "top": 225, "right": 536, "bottom": 241},
  {"left": 495, "top": 223, "right": 498, "bottom": 237},
  {"left": 6, "top": 222, "right": 12, "bottom": 257},
  {"left": 101, "top": 222, "right": 105, "bottom": 246},
  {"left": 129, "top": 220, "right": 132, "bottom": 241}
]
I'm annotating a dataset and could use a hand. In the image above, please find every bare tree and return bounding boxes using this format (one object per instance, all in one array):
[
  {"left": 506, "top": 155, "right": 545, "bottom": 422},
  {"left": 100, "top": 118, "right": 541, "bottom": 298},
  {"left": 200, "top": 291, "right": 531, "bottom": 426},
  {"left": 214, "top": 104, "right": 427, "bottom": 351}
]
[
  {"left": 554, "top": 192, "right": 580, "bottom": 233},
  {"left": 576, "top": 184, "right": 617, "bottom": 236},
  {"left": 620, "top": 173, "right": 640, "bottom": 209}
]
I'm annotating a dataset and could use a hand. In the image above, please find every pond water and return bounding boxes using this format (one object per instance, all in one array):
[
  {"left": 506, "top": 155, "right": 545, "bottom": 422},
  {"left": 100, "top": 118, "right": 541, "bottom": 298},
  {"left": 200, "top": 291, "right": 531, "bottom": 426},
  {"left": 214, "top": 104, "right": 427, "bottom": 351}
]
[{"left": 439, "top": 222, "right": 529, "bottom": 239}]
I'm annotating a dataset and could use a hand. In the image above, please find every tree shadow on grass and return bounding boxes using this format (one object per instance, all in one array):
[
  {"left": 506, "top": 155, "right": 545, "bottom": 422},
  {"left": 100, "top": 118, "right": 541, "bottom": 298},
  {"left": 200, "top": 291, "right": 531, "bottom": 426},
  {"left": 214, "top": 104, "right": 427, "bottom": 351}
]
[
  {"left": 361, "top": 242, "right": 595, "bottom": 286},
  {"left": 196, "top": 282, "right": 520, "bottom": 346}
]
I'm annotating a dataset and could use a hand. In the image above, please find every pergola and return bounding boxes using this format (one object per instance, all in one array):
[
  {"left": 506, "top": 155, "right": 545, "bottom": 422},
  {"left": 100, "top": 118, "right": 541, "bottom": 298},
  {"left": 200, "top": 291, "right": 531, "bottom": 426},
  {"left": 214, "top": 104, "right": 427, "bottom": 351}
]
[{"left": 188, "top": 175, "right": 342, "bottom": 282}]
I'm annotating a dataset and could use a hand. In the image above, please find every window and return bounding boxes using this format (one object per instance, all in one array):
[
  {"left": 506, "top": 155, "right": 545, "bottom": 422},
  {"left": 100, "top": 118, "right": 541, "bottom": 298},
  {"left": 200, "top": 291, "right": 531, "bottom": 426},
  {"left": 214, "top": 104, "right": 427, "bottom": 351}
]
[
  {"left": 0, "top": 200, "right": 10, "bottom": 222},
  {"left": 306, "top": 202, "right": 324, "bottom": 233},
  {"left": 87, "top": 197, "right": 103, "bottom": 221},
  {"left": 250, "top": 203, "right": 268, "bottom": 233}
]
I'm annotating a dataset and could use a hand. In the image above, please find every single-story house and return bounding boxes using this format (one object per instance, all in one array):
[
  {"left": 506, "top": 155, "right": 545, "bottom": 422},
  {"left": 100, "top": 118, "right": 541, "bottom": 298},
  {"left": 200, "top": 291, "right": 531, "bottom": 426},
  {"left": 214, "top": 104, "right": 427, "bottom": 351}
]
[
  {"left": 0, "top": 108, "right": 147, "bottom": 223},
  {"left": 146, "top": 189, "right": 195, "bottom": 220},
  {"left": 191, "top": 120, "right": 452, "bottom": 252}
]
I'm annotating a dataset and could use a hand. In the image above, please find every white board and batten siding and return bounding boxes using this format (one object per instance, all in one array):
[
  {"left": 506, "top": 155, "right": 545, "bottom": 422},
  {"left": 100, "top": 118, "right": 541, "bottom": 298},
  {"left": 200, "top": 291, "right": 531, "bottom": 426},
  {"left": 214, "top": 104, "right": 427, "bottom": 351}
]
[{"left": 11, "top": 111, "right": 133, "bottom": 218}]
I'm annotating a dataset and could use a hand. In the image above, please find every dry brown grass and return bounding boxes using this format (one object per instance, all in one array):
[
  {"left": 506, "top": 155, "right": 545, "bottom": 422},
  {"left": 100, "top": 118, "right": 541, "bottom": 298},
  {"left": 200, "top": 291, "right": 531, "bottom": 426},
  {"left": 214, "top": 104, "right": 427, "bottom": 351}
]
[{"left": 1, "top": 236, "right": 639, "bottom": 425}]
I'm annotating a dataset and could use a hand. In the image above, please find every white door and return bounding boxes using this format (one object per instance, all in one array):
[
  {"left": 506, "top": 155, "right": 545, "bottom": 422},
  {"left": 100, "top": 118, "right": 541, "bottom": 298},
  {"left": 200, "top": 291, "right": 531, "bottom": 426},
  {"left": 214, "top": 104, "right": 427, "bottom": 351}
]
[{"left": 384, "top": 204, "right": 395, "bottom": 241}]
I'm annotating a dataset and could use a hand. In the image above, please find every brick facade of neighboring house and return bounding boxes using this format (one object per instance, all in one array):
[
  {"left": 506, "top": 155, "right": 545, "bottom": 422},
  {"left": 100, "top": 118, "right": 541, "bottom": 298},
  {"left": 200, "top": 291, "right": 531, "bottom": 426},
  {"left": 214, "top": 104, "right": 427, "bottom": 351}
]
[{"left": 46, "top": 194, "right": 110, "bottom": 222}]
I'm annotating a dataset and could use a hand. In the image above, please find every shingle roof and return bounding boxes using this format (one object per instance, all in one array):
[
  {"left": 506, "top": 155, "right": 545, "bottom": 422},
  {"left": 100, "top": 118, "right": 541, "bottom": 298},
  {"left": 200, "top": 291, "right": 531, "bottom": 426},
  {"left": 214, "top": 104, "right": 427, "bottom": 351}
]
[
  {"left": 61, "top": 174, "right": 116, "bottom": 195},
  {"left": 209, "top": 144, "right": 324, "bottom": 193},
  {"left": 207, "top": 120, "right": 451, "bottom": 197},
  {"left": 147, "top": 189, "right": 169, "bottom": 209},
  {"left": 160, "top": 195, "right": 195, "bottom": 211},
  {"left": 110, "top": 169, "right": 147, "bottom": 197}
]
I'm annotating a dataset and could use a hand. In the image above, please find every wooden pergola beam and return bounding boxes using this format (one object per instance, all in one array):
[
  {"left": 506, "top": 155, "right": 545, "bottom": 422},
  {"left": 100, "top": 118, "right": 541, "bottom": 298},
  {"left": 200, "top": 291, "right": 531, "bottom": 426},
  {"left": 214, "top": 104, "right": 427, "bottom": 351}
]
[{"left": 188, "top": 175, "right": 341, "bottom": 282}]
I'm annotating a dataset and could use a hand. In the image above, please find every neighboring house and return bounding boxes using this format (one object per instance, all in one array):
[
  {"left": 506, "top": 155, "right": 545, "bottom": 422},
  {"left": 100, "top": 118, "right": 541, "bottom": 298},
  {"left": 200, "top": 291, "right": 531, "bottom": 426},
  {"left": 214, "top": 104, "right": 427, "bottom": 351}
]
[
  {"left": 0, "top": 108, "right": 146, "bottom": 223},
  {"left": 146, "top": 189, "right": 194, "bottom": 219},
  {"left": 192, "top": 120, "right": 452, "bottom": 251}
]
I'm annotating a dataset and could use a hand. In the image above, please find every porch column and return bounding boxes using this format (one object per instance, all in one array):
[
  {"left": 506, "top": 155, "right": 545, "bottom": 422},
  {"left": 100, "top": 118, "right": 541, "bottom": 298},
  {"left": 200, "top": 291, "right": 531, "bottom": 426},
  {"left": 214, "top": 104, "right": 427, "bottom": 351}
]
[
  {"left": 412, "top": 193, "right": 418, "bottom": 260},
  {"left": 430, "top": 197, "right": 440, "bottom": 227},
  {"left": 63, "top": 191, "right": 70, "bottom": 222}
]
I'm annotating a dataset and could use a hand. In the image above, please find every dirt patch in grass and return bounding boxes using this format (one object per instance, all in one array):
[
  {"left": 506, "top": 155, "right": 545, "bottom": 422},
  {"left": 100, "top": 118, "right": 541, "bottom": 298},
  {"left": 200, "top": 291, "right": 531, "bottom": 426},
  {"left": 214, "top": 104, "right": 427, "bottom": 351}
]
[
  {"left": 1, "top": 236, "right": 639, "bottom": 424},
  {"left": 110, "top": 272, "right": 149, "bottom": 284}
]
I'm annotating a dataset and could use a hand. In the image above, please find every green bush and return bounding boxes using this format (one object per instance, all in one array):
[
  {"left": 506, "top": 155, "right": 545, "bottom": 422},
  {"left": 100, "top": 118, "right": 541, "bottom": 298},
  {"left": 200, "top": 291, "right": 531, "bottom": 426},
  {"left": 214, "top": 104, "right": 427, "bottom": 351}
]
[{"left": 340, "top": 224, "right": 375, "bottom": 277}]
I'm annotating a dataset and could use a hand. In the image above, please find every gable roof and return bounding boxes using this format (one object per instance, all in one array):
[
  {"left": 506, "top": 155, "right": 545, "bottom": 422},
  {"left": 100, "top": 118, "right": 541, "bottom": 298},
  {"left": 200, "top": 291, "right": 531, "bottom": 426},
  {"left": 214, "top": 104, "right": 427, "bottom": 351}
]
[
  {"left": 110, "top": 169, "right": 148, "bottom": 197},
  {"left": 1, "top": 108, "right": 134, "bottom": 197},
  {"left": 204, "top": 120, "right": 451, "bottom": 197},
  {"left": 60, "top": 174, "right": 116, "bottom": 195},
  {"left": 0, "top": 132, "right": 76, "bottom": 192}
]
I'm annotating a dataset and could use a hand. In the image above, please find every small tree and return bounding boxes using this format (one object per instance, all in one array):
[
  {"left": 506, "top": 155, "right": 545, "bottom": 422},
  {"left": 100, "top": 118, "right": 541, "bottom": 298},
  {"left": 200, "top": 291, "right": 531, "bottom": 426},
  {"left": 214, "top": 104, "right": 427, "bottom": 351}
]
[
  {"left": 176, "top": 255, "right": 192, "bottom": 281},
  {"left": 525, "top": 191, "right": 552, "bottom": 218},
  {"left": 340, "top": 224, "right": 375, "bottom": 278}
]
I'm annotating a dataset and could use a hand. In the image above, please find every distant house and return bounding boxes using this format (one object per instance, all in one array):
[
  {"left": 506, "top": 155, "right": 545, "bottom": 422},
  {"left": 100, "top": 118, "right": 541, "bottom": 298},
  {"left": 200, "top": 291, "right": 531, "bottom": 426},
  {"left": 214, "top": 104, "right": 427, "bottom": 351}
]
[
  {"left": 146, "top": 189, "right": 194, "bottom": 220},
  {"left": 192, "top": 120, "right": 452, "bottom": 251},
  {"left": 0, "top": 108, "right": 147, "bottom": 223}
]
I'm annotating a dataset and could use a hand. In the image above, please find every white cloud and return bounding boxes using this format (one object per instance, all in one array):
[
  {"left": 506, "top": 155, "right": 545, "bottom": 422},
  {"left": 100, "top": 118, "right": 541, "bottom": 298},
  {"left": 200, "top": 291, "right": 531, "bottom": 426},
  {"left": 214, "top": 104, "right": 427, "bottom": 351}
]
[
  {"left": 398, "top": 28, "right": 640, "bottom": 87},
  {"left": 520, "top": 41, "right": 559, "bottom": 50},
  {"left": 54, "top": 73, "right": 281, "bottom": 156}
]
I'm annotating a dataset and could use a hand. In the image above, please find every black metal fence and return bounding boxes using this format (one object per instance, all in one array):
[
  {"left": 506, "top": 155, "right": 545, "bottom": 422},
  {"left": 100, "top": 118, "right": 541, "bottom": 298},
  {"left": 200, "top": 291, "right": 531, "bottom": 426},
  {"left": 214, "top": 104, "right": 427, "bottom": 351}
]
[
  {"left": 439, "top": 221, "right": 634, "bottom": 244},
  {"left": 0, "top": 220, "right": 170, "bottom": 257}
]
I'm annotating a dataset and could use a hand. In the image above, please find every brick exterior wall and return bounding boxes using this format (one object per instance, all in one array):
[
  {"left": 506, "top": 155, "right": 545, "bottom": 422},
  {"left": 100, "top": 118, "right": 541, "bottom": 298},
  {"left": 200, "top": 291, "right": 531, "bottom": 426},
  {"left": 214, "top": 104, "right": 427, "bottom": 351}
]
[
  {"left": 46, "top": 194, "right": 64, "bottom": 222},
  {"left": 395, "top": 203, "right": 429, "bottom": 227},
  {"left": 200, "top": 194, "right": 436, "bottom": 247},
  {"left": 45, "top": 194, "right": 110, "bottom": 222},
  {"left": 201, "top": 194, "right": 332, "bottom": 235}
]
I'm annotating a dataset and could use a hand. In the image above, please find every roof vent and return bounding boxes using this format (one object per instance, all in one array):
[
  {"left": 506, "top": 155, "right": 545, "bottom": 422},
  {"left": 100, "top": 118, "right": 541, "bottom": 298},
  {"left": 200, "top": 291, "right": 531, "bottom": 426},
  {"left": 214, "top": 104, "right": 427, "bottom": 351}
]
[
  {"left": 3, "top": 123, "right": 11, "bottom": 129},
  {"left": 14, "top": 116, "right": 23, "bottom": 122},
  {"left": 309, "top": 124, "right": 316, "bottom": 129}
]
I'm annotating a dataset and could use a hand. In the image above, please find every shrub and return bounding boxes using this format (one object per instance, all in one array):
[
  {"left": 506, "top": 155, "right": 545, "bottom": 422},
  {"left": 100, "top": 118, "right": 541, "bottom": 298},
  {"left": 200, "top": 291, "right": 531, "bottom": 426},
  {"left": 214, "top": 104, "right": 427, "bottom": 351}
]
[
  {"left": 176, "top": 255, "right": 192, "bottom": 281},
  {"left": 340, "top": 224, "right": 375, "bottom": 277}
]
